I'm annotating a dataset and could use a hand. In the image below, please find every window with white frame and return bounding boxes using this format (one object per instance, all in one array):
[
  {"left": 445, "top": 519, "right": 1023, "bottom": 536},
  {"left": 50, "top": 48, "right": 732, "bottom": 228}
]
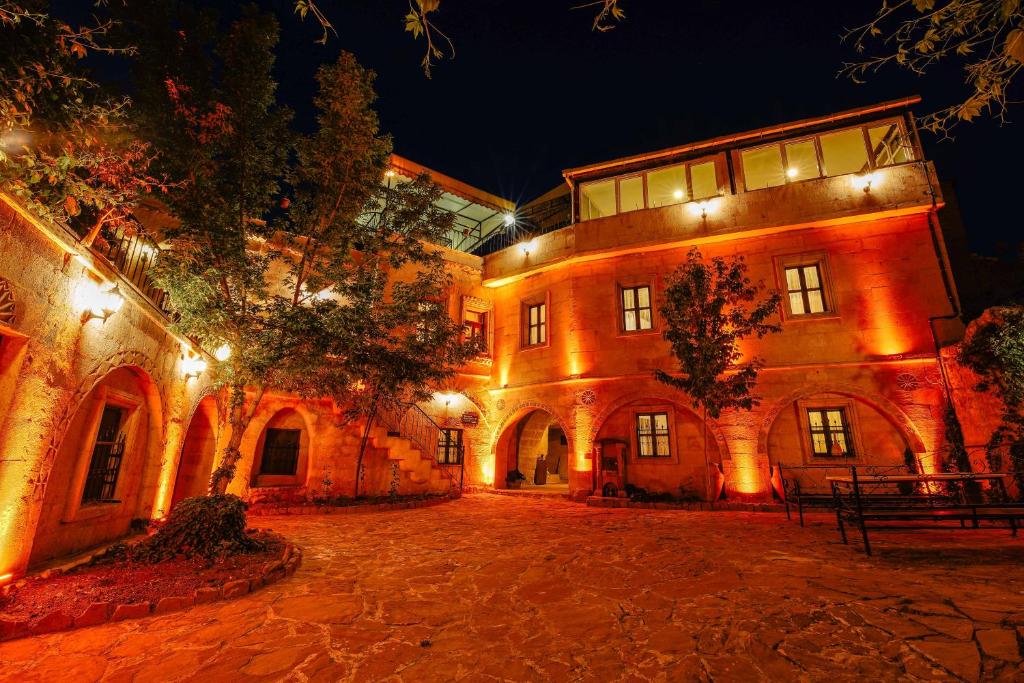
[
  {"left": 524, "top": 302, "right": 547, "bottom": 347},
  {"left": 621, "top": 285, "right": 653, "bottom": 332},
  {"left": 578, "top": 157, "right": 721, "bottom": 222},
  {"left": 784, "top": 264, "right": 827, "bottom": 316},
  {"left": 636, "top": 412, "right": 671, "bottom": 457}
]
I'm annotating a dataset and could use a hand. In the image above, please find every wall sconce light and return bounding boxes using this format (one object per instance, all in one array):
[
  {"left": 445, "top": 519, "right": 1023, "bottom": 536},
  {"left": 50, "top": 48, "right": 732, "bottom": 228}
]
[
  {"left": 504, "top": 212, "right": 516, "bottom": 227},
  {"left": 852, "top": 172, "right": 877, "bottom": 193},
  {"left": 213, "top": 343, "right": 232, "bottom": 362},
  {"left": 689, "top": 200, "right": 712, "bottom": 219},
  {"left": 384, "top": 169, "right": 397, "bottom": 178},
  {"left": 76, "top": 281, "right": 125, "bottom": 323},
  {"left": 181, "top": 355, "right": 208, "bottom": 379},
  {"left": 518, "top": 238, "right": 537, "bottom": 256}
]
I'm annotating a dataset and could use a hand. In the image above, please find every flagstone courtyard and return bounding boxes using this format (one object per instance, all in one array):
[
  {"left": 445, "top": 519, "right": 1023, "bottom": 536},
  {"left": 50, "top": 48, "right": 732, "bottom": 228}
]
[{"left": 1, "top": 493, "right": 1023, "bottom": 682}]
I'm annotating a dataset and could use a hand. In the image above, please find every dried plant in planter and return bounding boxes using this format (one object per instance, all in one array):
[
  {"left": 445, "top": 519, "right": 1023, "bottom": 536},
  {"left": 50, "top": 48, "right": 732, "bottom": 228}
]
[{"left": 96, "top": 495, "right": 264, "bottom": 565}]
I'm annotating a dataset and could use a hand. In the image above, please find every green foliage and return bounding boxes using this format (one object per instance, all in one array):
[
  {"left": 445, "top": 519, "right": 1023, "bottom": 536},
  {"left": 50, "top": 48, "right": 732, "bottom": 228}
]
[
  {"left": 843, "top": 0, "right": 1024, "bottom": 135},
  {"left": 958, "top": 306, "right": 1024, "bottom": 487},
  {"left": 655, "top": 247, "right": 782, "bottom": 419},
  {"left": 98, "top": 495, "right": 263, "bottom": 563},
  {"left": 0, "top": 1, "right": 164, "bottom": 235}
]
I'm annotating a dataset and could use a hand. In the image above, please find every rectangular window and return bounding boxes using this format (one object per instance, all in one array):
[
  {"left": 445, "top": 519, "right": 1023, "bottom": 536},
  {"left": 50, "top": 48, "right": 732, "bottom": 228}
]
[
  {"left": 618, "top": 176, "right": 645, "bottom": 213},
  {"left": 525, "top": 302, "right": 547, "bottom": 346},
  {"left": 819, "top": 128, "right": 870, "bottom": 177},
  {"left": 807, "top": 408, "right": 854, "bottom": 457},
  {"left": 741, "top": 145, "right": 786, "bottom": 191},
  {"left": 646, "top": 164, "right": 687, "bottom": 207},
  {"left": 580, "top": 179, "right": 616, "bottom": 220},
  {"left": 261, "top": 428, "right": 301, "bottom": 475},
  {"left": 689, "top": 161, "right": 719, "bottom": 200},
  {"left": 636, "top": 412, "right": 671, "bottom": 457},
  {"left": 868, "top": 122, "right": 912, "bottom": 167},
  {"left": 437, "top": 428, "right": 463, "bottom": 465},
  {"left": 784, "top": 139, "right": 821, "bottom": 182},
  {"left": 621, "top": 285, "right": 653, "bottom": 332},
  {"left": 82, "top": 405, "right": 126, "bottom": 503},
  {"left": 464, "top": 309, "right": 487, "bottom": 351},
  {"left": 784, "top": 264, "right": 827, "bottom": 316}
]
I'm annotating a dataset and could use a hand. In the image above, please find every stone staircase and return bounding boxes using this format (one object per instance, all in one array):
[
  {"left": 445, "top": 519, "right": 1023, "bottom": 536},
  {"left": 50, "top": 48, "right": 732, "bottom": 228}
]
[{"left": 366, "top": 424, "right": 454, "bottom": 495}]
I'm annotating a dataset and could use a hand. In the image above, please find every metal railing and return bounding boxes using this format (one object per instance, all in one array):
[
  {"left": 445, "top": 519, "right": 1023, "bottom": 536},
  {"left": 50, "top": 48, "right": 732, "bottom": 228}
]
[
  {"left": 90, "top": 223, "right": 171, "bottom": 314},
  {"left": 377, "top": 401, "right": 464, "bottom": 493}
]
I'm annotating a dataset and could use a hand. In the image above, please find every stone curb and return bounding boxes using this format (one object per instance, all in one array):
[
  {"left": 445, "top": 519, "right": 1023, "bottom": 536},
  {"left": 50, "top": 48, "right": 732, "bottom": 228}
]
[
  {"left": 247, "top": 493, "right": 458, "bottom": 517},
  {"left": 0, "top": 543, "right": 303, "bottom": 643},
  {"left": 585, "top": 496, "right": 787, "bottom": 513}
]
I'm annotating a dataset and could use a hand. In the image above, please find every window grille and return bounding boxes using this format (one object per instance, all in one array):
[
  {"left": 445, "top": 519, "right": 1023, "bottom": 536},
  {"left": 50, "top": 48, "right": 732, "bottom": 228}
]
[{"left": 82, "top": 405, "right": 126, "bottom": 503}]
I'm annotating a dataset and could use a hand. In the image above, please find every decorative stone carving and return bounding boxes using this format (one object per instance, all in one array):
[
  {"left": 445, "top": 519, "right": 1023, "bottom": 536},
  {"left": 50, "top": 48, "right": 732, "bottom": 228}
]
[
  {"left": 461, "top": 295, "right": 494, "bottom": 312},
  {"left": 0, "top": 277, "right": 15, "bottom": 326},
  {"left": 895, "top": 372, "right": 920, "bottom": 391},
  {"left": 577, "top": 388, "right": 597, "bottom": 406},
  {"left": 495, "top": 398, "right": 506, "bottom": 411}
]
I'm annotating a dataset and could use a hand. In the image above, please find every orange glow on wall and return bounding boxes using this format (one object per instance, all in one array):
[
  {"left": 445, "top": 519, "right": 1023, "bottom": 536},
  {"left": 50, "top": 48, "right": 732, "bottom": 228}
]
[{"left": 574, "top": 408, "right": 593, "bottom": 472}]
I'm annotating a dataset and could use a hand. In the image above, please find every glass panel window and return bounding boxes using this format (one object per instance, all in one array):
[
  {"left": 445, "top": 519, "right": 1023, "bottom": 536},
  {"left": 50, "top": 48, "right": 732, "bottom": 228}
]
[
  {"left": 82, "top": 405, "right": 126, "bottom": 503},
  {"left": 741, "top": 145, "right": 785, "bottom": 191},
  {"left": 261, "top": 428, "right": 301, "bottom": 475},
  {"left": 819, "top": 128, "right": 870, "bottom": 176},
  {"left": 646, "top": 164, "right": 687, "bottom": 207},
  {"left": 526, "top": 302, "right": 547, "bottom": 346},
  {"left": 784, "top": 140, "right": 821, "bottom": 181},
  {"left": 636, "top": 411, "right": 671, "bottom": 457},
  {"left": 784, "top": 264, "right": 827, "bottom": 316},
  {"left": 621, "top": 285, "right": 653, "bottom": 332},
  {"left": 437, "top": 428, "right": 463, "bottom": 465},
  {"left": 690, "top": 161, "right": 718, "bottom": 199},
  {"left": 807, "top": 408, "right": 854, "bottom": 457},
  {"left": 868, "top": 123, "right": 913, "bottom": 167},
  {"left": 619, "top": 176, "right": 645, "bottom": 213},
  {"left": 580, "top": 180, "right": 616, "bottom": 220}
]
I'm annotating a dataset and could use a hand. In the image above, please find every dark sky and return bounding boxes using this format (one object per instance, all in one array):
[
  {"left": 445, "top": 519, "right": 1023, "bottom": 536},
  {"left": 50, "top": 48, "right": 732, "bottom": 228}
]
[{"left": 82, "top": 0, "right": 1024, "bottom": 255}]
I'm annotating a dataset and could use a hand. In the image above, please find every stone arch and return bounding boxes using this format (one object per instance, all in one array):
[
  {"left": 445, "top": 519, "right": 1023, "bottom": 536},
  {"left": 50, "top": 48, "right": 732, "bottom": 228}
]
[
  {"left": 29, "top": 363, "right": 165, "bottom": 565},
  {"left": 37, "top": 351, "right": 165, "bottom": 499},
  {"left": 170, "top": 393, "right": 219, "bottom": 507},
  {"left": 235, "top": 401, "right": 318, "bottom": 494},
  {"left": 490, "top": 399, "right": 575, "bottom": 488},
  {"left": 756, "top": 382, "right": 927, "bottom": 458},
  {"left": 588, "top": 387, "right": 731, "bottom": 461}
]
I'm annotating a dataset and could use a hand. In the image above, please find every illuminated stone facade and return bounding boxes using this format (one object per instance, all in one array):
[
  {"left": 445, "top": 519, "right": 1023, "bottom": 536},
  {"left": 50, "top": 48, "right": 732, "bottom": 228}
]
[{"left": 0, "top": 98, "right": 984, "bottom": 578}]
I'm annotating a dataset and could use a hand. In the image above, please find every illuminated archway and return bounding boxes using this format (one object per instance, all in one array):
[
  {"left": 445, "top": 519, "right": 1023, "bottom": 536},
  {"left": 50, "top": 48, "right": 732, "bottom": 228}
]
[
  {"left": 490, "top": 401, "right": 574, "bottom": 490},
  {"left": 170, "top": 394, "right": 219, "bottom": 508},
  {"left": 28, "top": 364, "right": 164, "bottom": 567}
]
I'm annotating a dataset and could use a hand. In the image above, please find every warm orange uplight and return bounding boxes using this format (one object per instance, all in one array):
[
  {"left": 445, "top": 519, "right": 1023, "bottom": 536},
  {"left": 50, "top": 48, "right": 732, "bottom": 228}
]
[
  {"left": 74, "top": 279, "right": 125, "bottom": 322},
  {"left": 0, "top": 573, "right": 13, "bottom": 585}
]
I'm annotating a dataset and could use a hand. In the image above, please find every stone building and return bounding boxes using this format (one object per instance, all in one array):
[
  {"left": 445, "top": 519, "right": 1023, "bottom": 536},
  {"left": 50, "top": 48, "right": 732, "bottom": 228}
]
[{"left": 0, "top": 97, "right": 972, "bottom": 579}]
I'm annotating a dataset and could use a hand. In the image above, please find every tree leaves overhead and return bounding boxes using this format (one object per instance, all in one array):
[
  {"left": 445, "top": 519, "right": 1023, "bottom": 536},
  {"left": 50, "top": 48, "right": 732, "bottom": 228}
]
[
  {"left": 655, "top": 248, "right": 782, "bottom": 419},
  {"left": 842, "top": 0, "right": 1024, "bottom": 135}
]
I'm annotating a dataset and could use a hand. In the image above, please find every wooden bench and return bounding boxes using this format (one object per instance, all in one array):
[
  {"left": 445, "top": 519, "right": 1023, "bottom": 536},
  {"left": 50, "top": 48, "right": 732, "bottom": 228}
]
[{"left": 829, "top": 468, "right": 1024, "bottom": 556}]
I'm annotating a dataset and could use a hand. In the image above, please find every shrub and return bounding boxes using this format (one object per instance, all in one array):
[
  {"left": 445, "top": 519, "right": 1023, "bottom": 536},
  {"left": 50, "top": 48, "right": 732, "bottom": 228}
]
[{"left": 97, "top": 494, "right": 264, "bottom": 564}]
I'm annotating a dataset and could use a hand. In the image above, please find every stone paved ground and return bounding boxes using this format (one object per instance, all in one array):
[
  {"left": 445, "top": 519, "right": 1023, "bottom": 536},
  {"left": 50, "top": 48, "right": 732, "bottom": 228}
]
[{"left": 2, "top": 494, "right": 1024, "bottom": 682}]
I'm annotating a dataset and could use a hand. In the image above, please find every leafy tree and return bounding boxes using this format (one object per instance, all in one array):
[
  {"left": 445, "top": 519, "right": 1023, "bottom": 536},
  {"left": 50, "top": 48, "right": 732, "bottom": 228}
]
[
  {"left": 957, "top": 306, "right": 1024, "bottom": 490},
  {"left": 655, "top": 248, "right": 782, "bottom": 499},
  {"left": 0, "top": 1, "right": 164, "bottom": 238},
  {"left": 843, "top": 0, "right": 1024, "bottom": 135}
]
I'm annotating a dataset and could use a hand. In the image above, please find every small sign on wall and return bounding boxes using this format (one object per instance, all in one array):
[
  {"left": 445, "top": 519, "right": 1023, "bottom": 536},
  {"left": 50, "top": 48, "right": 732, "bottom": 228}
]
[{"left": 461, "top": 411, "right": 480, "bottom": 427}]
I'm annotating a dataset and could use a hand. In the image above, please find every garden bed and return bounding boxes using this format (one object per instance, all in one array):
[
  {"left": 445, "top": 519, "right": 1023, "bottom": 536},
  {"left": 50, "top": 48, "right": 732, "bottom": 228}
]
[
  {"left": 0, "top": 531, "right": 301, "bottom": 641},
  {"left": 248, "top": 491, "right": 457, "bottom": 516}
]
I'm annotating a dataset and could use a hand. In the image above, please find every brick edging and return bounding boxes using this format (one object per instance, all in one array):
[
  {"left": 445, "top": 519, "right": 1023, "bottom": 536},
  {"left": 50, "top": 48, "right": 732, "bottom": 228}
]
[
  {"left": 247, "top": 493, "right": 458, "bottom": 517},
  {"left": 0, "top": 543, "right": 303, "bottom": 642},
  {"left": 586, "top": 496, "right": 787, "bottom": 513}
]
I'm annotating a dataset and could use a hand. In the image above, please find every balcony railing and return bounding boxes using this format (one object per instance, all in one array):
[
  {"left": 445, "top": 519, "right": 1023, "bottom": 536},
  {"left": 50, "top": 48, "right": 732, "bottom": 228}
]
[{"left": 90, "top": 223, "right": 171, "bottom": 314}]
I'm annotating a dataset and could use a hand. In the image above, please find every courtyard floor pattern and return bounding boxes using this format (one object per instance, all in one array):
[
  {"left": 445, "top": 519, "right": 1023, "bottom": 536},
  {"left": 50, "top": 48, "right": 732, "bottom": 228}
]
[{"left": 1, "top": 493, "right": 1023, "bottom": 682}]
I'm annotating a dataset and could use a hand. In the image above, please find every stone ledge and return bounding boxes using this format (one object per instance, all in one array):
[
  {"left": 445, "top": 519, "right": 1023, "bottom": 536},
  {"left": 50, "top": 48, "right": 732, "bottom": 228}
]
[
  {"left": 0, "top": 543, "right": 303, "bottom": 643},
  {"left": 247, "top": 493, "right": 457, "bottom": 517},
  {"left": 586, "top": 496, "right": 787, "bottom": 513}
]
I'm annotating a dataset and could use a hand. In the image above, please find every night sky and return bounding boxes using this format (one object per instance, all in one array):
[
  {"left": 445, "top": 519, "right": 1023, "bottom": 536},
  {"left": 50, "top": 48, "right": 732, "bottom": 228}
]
[{"left": 88, "top": 0, "right": 1024, "bottom": 255}]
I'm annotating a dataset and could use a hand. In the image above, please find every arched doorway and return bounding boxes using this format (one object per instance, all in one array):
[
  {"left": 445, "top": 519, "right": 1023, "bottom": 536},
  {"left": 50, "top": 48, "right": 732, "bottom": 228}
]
[
  {"left": 171, "top": 395, "right": 218, "bottom": 508},
  {"left": 29, "top": 365, "right": 163, "bottom": 567},
  {"left": 495, "top": 408, "right": 570, "bottom": 491}
]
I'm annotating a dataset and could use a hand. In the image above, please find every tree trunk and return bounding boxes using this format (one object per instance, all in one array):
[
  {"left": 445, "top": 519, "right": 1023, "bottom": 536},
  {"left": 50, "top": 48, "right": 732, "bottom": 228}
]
[
  {"left": 703, "top": 405, "right": 713, "bottom": 506},
  {"left": 353, "top": 395, "right": 380, "bottom": 498},
  {"left": 209, "top": 384, "right": 265, "bottom": 495}
]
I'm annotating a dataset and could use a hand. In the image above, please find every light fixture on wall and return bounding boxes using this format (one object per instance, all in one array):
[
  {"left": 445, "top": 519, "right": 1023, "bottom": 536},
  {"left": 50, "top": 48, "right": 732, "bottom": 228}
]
[
  {"left": 852, "top": 171, "right": 877, "bottom": 193},
  {"left": 76, "top": 280, "right": 125, "bottom": 323},
  {"left": 518, "top": 238, "right": 537, "bottom": 256},
  {"left": 503, "top": 212, "right": 516, "bottom": 227},
  {"left": 786, "top": 167, "right": 799, "bottom": 179},
  {"left": 181, "top": 354, "right": 208, "bottom": 379},
  {"left": 384, "top": 169, "right": 397, "bottom": 178},
  {"left": 689, "top": 200, "right": 713, "bottom": 219}
]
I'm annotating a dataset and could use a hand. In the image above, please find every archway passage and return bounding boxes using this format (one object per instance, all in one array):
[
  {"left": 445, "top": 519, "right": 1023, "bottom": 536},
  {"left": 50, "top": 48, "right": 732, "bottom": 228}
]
[
  {"left": 171, "top": 396, "right": 218, "bottom": 508},
  {"left": 496, "top": 409, "right": 570, "bottom": 492}
]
